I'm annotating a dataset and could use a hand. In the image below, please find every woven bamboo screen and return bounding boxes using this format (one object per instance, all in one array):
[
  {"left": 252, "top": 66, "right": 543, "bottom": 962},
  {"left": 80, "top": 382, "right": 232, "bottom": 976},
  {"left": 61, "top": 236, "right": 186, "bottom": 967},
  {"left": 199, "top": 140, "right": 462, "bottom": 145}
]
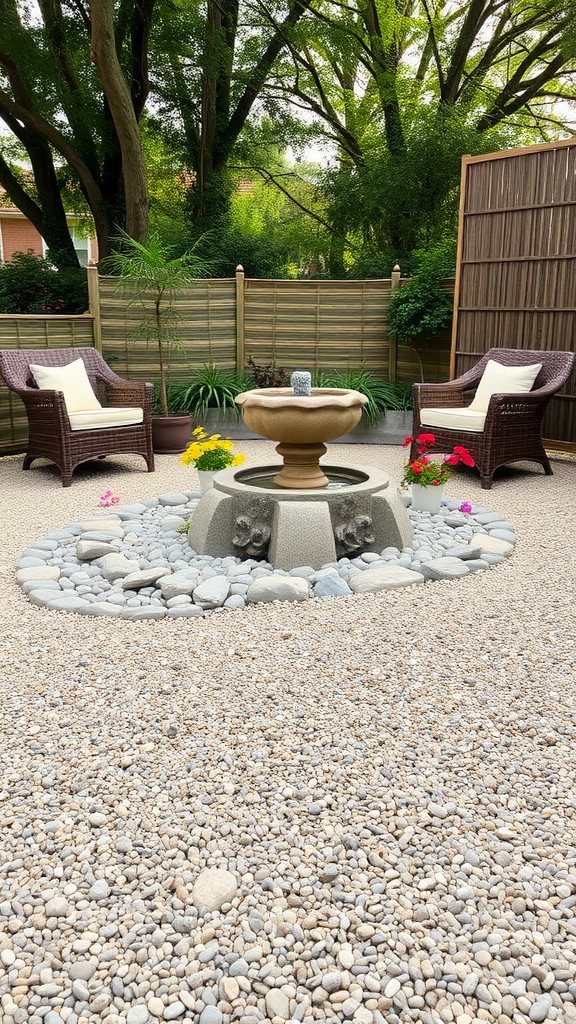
[
  {"left": 243, "top": 278, "right": 392, "bottom": 374},
  {"left": 452, "top": 139, "right": 576, "bottom": 446},
  {"left": 0, "top": 315, "right": 94, "bottom": 452},
  {"left": 98, "top": 276, "right": 238, "bottom": 381},
  {"left": 0, "top": 273, "right": 453, "bottom": 454}
]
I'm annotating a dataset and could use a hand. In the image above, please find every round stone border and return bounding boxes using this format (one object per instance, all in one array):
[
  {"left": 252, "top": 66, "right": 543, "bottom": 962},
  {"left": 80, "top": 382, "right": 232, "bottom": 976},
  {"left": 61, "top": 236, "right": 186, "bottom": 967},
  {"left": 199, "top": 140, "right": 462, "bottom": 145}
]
[{"left": 16, "top": 490, "right": 516, "bottom": 620}]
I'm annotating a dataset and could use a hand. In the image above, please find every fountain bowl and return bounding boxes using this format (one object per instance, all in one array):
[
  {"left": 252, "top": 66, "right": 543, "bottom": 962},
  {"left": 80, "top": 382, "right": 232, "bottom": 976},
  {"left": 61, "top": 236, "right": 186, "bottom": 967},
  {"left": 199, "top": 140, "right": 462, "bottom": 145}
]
[{"left": 235, "top": 387, "right": 368, "bottom": 488}]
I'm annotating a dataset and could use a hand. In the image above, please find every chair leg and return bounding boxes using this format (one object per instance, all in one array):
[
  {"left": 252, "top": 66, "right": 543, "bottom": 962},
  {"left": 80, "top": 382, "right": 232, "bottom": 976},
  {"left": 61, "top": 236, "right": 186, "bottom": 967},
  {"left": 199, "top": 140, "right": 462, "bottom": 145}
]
[
  {"left": 543, "top": 459, "right": 553, "bottom": 476},
  {"left": 146, "top": 453, "right": 155, "bottom": 472},
  {"left": 22, "top": 454, "right": 33, "bottom": 470},
  {"left": 480, "top": 473, "right": 493, "bottom": 489}
]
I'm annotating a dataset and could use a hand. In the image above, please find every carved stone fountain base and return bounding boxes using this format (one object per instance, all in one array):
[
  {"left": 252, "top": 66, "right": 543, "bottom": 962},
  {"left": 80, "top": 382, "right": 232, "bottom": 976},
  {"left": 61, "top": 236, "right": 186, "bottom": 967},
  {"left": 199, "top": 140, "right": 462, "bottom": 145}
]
[{"left": 188, "top": 462, "right": 412, "bottom": 571}]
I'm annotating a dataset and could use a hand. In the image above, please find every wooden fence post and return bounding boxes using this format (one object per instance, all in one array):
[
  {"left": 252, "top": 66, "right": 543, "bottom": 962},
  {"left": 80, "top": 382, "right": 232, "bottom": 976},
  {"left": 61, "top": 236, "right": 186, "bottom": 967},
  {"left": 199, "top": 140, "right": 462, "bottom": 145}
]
[
  {"left": 388, "top": 264, "right": 401, "bottom": 381},
  {"left": 235, "top": 265, "right": 245, "bottom": 373},
  {"left": 87, "top": 266, "right": 102, "bottom": 354}
]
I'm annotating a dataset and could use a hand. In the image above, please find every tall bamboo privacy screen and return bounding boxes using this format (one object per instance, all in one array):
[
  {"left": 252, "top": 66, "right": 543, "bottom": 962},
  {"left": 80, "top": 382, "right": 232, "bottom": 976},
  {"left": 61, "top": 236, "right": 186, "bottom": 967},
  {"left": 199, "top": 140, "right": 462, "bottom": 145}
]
[{"left": 452, "top": 139, "right": 576, "bottom": 447}]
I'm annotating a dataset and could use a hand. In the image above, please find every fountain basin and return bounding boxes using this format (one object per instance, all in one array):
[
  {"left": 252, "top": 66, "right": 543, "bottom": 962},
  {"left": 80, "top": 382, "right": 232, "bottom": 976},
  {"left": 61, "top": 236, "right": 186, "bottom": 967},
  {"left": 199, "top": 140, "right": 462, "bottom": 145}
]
[
  {"left": 235, "top": 387, "right": 368, "bottom": 488},
  {"left": 188, "top": 462, "right": 412, "bottom": 570}
]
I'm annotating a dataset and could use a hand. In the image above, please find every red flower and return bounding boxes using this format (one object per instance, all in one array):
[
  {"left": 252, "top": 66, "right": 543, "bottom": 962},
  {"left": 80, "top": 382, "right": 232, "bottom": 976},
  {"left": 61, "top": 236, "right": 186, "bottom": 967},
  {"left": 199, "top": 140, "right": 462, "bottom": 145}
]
[
  {"left": 431, "top": 479, "right": 441, "bottom": 485},
  {"left": 461, "top": 451, "right": 475, "bottom": 467},
  {"left": 411, "top": 462, "right": 424, "bottom": 474},
  {"left": 403, "top": 436, "right": 413, "bottom": 448},
  {"left": 444, "top": 454, "right": 459, "bottom": 466},
  {"left": 417, "top": 433, "right": 436, "bottom": 444}
]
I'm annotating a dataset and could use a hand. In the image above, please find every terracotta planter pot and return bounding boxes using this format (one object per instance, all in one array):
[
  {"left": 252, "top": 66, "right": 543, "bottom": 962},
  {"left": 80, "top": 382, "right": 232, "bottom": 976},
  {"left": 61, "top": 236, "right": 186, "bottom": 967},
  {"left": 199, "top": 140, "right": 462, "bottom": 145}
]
[{"left": 151, "top": 414, "right": 192, "bottom": 454}]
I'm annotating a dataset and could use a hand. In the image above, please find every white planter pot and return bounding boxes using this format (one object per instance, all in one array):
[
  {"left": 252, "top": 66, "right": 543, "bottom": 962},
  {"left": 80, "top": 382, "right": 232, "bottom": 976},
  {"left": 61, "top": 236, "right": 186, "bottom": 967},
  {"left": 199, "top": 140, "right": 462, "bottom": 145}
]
[
  {"left": 197, "top": 470, "right": 217, "bottom": 493},
  {"left": 410, "top": 483, "right": 444, "bottom": 513}
]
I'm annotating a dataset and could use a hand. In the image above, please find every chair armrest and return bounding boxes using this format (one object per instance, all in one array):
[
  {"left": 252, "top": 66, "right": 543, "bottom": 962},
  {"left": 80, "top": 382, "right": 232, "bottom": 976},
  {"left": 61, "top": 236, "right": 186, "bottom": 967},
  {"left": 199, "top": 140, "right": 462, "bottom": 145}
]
[
  {"left": 105, "top": 380, "right": 155, "bottom": 416},
  {"left": 18, "top": 387, "right": 71, "bottom": 429},
  {"left": 413, "top": 382, "right": 471, "bottom": 410},
  {"left": 484, "top": 389, "right": 551, "bottom": 420}
]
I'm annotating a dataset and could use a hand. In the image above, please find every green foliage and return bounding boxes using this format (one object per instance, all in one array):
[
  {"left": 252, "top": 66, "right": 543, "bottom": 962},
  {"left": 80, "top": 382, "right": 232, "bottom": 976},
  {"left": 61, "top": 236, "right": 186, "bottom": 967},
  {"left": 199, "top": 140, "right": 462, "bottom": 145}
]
[
  {"left": 388, "top": 244, "right": 455, "bottom": 344},
  {"left": 166, "top": 365, "right": 250, "bottom": 417},
  {"left": 247, "top": 357, "right": 290, "bottom": 388},
  {"left": 313, "top": 368, "right": 413, "bottom": 420},
  {"left": 388, "top": 243, "right": 455, "bottom": 380},
  {"left": 0, "top": 254, "right": 88, "bottom": 314}
]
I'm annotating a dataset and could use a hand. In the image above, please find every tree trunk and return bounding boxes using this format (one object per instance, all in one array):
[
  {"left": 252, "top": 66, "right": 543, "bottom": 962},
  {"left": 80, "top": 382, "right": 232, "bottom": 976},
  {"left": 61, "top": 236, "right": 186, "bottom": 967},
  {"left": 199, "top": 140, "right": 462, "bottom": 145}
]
[{"left": 90, "top": 0, "right": 149, "bottom": 242}]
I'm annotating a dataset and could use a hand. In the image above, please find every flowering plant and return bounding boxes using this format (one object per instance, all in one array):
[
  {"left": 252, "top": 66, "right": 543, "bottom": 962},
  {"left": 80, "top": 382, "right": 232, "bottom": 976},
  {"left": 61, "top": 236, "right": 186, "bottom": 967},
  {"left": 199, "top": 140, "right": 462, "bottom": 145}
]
[
  {"left": 99, "top": 489, "right": 120, "bottom": 507},
  {"left": 181, "top": 427, "right": 246, "bottom": 471},
  {"left": 401, "top": 433, "right": 474, "bottom": 488}
]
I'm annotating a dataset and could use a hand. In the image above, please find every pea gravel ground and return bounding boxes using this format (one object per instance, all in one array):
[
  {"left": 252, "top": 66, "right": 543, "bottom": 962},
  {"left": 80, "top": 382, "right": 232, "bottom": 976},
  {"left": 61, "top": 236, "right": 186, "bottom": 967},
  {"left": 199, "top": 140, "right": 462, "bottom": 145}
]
[{"left": 1, "top": 441, "right": 575, "bottom": 1024}]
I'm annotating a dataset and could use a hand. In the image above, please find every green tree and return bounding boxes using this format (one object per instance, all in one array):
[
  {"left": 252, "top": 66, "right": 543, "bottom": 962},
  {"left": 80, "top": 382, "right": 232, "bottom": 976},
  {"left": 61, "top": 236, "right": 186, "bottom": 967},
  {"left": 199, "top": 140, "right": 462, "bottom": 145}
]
[
  {"left": 0, "top": 0, "right": 153, "bottom": 261},
  {"left": 148, "top": 0, "right": 312, "bottom": 229},
  {"left": 265, "top": 0, "right": 576, "bottom": 261}
]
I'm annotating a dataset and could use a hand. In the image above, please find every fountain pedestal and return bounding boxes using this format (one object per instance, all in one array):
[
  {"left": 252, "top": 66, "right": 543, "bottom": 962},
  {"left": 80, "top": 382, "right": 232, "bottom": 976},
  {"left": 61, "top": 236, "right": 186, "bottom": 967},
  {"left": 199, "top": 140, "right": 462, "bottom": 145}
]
[
  {"left": 188, "top": 463, "right": 412, "bottom": 571},
  {"left": 273, "top": 441, "right": 329, "bottom": 488}
]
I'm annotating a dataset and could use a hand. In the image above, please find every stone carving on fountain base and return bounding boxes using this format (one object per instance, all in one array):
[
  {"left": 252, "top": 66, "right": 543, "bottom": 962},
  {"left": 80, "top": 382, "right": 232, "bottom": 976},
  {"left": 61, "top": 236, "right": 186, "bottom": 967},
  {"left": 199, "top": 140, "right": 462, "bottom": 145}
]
[
  {"left": 233, "top": 515, "right": 271, "bottom": 559},
  {"left": 334, "top": 514, "right": 375, "bottom": 558},
  {"left": 188, "top": 462, "right": 412, "bottom": 571}
]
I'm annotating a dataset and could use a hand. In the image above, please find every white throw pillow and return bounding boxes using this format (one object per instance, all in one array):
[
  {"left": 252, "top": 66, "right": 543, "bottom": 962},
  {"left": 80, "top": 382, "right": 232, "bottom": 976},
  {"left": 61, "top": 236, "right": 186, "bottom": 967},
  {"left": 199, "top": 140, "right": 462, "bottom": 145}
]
[
  {"left": 469, "top": 359, "right": 542, "bottom": 413},
  {"left": 30, "top": 358, "right": 102, "bottom": 414}
]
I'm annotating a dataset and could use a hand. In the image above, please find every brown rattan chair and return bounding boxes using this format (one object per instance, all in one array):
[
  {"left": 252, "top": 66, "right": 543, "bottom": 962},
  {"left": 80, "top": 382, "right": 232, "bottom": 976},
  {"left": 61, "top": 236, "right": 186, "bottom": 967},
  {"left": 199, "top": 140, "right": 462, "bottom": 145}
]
[
  {"left": 0, "top": 347, "right": 155, "bottom": 487},
  {"left": 411, "top": 348, "right": 575, "bottom": 489}
]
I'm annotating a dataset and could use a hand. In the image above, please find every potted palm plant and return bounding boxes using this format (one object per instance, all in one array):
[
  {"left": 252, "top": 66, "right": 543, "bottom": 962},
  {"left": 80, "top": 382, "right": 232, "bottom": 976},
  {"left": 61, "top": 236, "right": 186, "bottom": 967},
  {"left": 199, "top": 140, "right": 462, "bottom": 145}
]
[{"left": 105, "top": 231, "right": 214, "bottom": 453}]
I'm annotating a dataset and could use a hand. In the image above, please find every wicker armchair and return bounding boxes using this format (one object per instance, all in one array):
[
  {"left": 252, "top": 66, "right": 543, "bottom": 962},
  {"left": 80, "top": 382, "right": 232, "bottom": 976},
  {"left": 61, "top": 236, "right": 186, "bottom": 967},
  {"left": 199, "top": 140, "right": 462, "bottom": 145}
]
[
  {"left": 0, "top": 347, "right": 155, "bottom": 487},
  {"left": 411, "top": 348, "right": 575, "bottom": 489}
]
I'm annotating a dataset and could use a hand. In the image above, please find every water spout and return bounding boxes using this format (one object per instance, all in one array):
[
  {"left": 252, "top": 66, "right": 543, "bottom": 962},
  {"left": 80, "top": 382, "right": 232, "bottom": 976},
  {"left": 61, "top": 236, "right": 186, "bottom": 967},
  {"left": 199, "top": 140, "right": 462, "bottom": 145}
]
[{"left": 291, "top": 371, "right": 312, "bottom": 396}]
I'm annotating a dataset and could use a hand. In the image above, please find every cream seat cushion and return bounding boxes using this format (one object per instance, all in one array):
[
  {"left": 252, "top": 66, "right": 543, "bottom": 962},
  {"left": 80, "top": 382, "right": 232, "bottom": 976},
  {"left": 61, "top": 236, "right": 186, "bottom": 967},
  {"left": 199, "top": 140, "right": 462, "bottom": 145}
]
[
  {"left": 469, "top": 359, "right": 542, "bottom": 413},
  {"left": 420, "top": 407, "right": 487, "bottom": 433},
  {"left": 68, "top": 408, "right": 144, "bottom": 431},
  {"left": 30, "top": 358, "right": 102, "bottom": 413}
]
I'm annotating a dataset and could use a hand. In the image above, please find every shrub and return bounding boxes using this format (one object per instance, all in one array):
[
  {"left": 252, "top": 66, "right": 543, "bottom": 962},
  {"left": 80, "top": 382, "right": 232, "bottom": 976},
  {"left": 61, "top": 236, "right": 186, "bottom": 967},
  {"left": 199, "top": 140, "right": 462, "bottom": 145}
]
[
  {"left": 246, "top": 356, "right": 290, "bottom": 388},
  {"left": 0, "top": 253, "right": 88, "bottom": 314},
  {"left": 387, "top": 244, "right": 455, "bottom": 381}
]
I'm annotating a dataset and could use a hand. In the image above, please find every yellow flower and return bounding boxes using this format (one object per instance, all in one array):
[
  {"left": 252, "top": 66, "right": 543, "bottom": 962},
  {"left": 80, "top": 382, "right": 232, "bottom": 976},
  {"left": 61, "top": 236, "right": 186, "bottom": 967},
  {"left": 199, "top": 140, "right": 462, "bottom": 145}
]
[{"left": 232, "top": 454, "right": 246, "bottom": 465}]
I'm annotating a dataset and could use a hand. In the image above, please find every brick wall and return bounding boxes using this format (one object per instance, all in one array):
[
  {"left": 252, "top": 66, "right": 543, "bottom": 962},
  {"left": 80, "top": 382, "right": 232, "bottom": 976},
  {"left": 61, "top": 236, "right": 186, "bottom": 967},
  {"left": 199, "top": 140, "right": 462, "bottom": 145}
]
[{"left": 0, "top": 218, "right": 44, "bottom": 261}]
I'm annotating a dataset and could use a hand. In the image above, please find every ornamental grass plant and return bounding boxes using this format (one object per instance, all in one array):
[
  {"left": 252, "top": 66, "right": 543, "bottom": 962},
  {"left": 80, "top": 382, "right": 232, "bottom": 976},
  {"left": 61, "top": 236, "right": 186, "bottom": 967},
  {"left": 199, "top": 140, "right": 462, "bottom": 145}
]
[{"left": 181, "top": 427, "right": 246, "bottom": 471}]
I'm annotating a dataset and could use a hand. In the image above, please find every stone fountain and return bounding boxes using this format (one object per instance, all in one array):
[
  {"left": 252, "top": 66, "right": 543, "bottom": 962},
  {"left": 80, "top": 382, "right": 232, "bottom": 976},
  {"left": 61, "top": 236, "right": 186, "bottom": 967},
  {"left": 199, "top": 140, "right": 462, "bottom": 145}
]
[{"left": 188, "top": 375, "right": 412, "bottom": 570}]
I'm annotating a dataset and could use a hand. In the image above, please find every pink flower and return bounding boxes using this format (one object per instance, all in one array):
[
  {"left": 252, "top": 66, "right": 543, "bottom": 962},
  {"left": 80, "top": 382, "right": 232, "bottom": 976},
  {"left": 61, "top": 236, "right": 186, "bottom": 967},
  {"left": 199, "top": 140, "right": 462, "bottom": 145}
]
[
  {"left": 99, "top": 489, "right": 120, "bottom": 508},
  {"left": 459, "top": 501, "right": 473, "bottom": 513}
]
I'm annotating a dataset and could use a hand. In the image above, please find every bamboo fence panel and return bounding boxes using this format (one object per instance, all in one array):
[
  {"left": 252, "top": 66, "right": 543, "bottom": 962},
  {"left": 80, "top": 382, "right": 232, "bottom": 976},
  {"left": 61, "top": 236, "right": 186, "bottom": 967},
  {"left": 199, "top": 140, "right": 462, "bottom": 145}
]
[
  {"left": 0, "top": 274, "right": 454, "bottom": 454},
  {"left": 98, "top": 276, "right": 238, "bottom": 383},
  {"left": 452, "top": 140, "right": 576, "bottom": 445},
  {"left": 243, "top": 278, "right": 396, "bottom": 375},
  {"left": 0, "top": 314, "right": 94, "bottom": 453}
]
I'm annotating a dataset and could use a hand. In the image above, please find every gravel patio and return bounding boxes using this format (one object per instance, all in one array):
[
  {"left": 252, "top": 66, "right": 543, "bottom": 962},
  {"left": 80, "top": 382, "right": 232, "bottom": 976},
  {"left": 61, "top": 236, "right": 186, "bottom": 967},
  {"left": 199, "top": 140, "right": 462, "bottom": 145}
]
[{"left": 0, "top": 440, "right": 575, "bottom": 1024}]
